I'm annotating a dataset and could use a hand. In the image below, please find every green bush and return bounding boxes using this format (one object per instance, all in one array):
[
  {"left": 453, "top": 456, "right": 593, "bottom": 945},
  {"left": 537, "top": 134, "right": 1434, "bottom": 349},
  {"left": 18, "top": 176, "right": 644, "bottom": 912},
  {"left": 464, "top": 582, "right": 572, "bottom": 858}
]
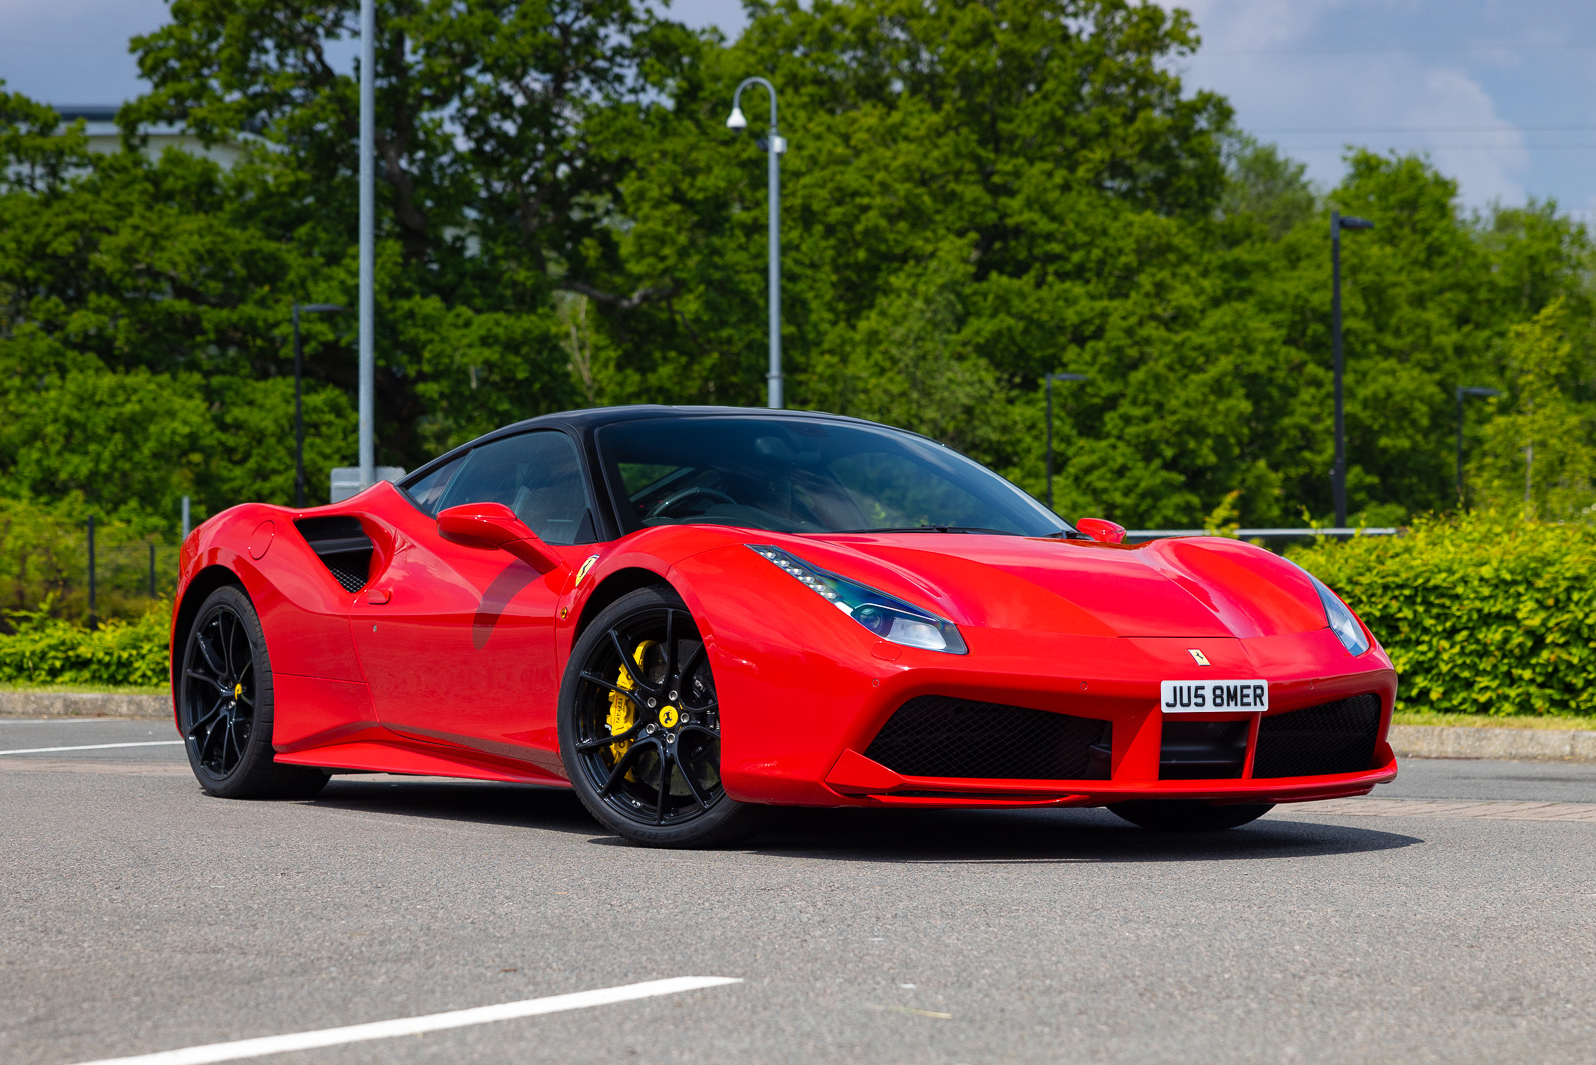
[
  {"left": 1293, "top": 512, "right": 1596, "bottom": 716},
  {"left": 0, "top": 600, "right": 170, "bottom": 688}
]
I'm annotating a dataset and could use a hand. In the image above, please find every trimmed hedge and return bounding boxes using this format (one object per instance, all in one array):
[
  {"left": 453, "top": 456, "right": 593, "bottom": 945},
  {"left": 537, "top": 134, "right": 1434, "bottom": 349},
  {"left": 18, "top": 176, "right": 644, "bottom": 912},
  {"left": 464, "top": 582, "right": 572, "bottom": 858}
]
[
  {"left": 1294, "top": 513, "right": 1596, "bottom": 716},
  {"left": 0, "top": 602, "right": 170, "bottom": 688},
  {"left": 4, "top": 516, "right": 1593, "bottom": 715}
]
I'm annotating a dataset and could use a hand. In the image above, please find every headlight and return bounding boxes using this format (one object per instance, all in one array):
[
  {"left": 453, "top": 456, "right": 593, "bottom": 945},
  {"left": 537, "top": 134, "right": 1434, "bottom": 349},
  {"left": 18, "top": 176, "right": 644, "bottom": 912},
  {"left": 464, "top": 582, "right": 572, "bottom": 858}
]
[
  {"left": 1307, "top": 573, "right": 1370, "bottom": 656},
  {"left": 747, "top": 545, "right": 968, "bottom": 654}
]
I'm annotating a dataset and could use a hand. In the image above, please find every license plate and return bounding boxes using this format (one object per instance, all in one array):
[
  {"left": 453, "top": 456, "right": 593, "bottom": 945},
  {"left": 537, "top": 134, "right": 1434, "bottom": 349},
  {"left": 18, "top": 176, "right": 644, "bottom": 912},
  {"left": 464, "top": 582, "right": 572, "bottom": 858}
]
[{"left": 1160, "top": 679, "right": 1269, "bottom": 713}]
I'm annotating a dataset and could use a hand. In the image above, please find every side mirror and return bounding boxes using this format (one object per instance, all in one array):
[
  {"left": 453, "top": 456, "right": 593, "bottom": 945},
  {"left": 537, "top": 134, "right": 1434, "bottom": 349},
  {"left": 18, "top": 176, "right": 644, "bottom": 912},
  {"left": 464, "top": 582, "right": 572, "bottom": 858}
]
[
  {"left": 437, "top": 503, "right": 564, "bottom": 574},
  {"left": 1075, "top": 517, "right": 1127, "bottom": 545}
]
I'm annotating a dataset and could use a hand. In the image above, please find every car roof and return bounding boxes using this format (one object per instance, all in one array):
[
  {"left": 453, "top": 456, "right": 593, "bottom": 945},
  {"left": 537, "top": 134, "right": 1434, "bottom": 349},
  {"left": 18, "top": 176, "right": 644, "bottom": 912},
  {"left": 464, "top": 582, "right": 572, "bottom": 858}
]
[{"left": 483, "top": 404, "right": 888, "bottom": 440}]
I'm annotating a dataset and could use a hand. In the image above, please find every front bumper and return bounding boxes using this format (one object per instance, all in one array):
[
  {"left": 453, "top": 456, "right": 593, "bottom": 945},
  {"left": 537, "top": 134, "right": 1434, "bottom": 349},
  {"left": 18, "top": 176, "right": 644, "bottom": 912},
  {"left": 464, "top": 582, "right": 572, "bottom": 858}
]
[{"left": 700, "top": 597, "right": 1398, "bottom": 809}]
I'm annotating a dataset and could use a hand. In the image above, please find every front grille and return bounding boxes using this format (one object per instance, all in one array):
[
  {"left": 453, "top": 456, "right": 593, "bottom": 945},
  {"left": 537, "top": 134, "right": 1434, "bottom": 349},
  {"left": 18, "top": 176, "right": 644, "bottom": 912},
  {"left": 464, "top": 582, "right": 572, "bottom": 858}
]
[
  {"left": 1159, "top": 720, "right": 1249, "bottom": 779},
  {"left": 1252, "top": 694, "right": 1381, "bottom": 778},
  {"left": 864, "top": 696, "right": 1112, "bottom": 780}
]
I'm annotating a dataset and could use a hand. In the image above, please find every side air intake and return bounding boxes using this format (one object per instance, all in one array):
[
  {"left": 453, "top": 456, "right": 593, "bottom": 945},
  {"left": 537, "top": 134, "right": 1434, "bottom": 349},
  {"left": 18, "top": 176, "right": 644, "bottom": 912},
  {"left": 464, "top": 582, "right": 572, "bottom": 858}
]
[
  {"left": 864, "top": 696, "right": 1111, "bottom": 780},
  {"left": 295, "top": 516, "right": 374, "bottom": 593},
  {"left": 1252, "top": 694, "right": 1382, "bottom": 778}
]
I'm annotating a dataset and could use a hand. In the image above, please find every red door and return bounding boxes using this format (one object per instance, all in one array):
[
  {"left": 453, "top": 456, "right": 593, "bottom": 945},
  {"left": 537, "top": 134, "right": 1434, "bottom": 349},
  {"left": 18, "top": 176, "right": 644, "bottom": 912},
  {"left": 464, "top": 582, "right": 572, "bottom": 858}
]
[{"left": 349, "top": 430, "right": 599, "bottom": 779}]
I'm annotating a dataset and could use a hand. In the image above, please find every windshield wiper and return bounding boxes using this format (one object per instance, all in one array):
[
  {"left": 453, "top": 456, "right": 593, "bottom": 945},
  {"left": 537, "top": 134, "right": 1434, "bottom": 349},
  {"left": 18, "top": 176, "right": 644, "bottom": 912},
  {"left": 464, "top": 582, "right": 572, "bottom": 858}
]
[{"left": 837, "top": 525, "right": 1024, "bottom": 536}]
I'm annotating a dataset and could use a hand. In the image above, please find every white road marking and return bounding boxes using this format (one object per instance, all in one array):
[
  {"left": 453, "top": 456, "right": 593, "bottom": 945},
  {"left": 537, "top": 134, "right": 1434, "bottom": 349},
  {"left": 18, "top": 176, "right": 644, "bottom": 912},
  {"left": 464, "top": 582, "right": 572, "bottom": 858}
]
[
  {"left": 0, "top": 741, "right": 184, "bottom": 756},
  {"left": 67, "top": 976, "right": 741, "bottom": 1065}
]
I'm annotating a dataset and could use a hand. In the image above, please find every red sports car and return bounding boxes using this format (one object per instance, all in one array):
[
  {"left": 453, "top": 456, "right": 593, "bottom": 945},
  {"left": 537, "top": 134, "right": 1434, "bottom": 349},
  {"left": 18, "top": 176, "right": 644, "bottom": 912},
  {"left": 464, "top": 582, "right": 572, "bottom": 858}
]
[{"left": 171, "top": 406, "right": 1398, "bottom": 846}]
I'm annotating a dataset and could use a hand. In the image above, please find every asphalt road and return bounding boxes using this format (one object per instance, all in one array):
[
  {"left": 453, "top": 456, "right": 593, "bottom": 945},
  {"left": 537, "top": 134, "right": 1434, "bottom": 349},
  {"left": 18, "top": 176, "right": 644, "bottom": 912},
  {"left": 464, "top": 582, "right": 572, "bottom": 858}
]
[{"left": 3, "top": 719, "right": 1594, "bottom": 1065}]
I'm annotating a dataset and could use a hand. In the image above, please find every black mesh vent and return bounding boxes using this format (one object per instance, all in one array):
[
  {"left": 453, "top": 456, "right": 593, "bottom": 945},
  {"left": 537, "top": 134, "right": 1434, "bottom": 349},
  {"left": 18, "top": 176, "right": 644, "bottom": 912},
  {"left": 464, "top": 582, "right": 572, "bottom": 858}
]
[
  {"left": 1159, "top": 720, "right": 1249, "bottom": 780},
  {"left": 1253, "top": 694, "right": 1381, "bottom": 778},
  {"left": 864, "top": 696, "right": 1111, "bottom": 780},
  {"left": 295, "top": 516, "right": 373, "bottom": 593}
]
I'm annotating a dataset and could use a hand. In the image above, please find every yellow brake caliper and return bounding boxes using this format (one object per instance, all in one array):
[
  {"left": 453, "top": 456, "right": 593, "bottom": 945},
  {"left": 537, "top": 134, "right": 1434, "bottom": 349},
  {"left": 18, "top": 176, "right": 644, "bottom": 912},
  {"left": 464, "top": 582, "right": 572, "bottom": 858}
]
[{"left": 607, "top": 639, "right": 656, "bottom": 771}]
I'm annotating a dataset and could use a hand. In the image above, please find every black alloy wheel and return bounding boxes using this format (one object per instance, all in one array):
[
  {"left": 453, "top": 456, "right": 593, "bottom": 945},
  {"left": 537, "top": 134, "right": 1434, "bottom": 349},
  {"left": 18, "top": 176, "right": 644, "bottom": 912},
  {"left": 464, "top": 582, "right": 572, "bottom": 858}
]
[
  {"left": 178, "top": 585, "right": 328, "bottom": 799},
  {"left": 1107, "top": 800, "right": 1274, "bottom": 832},
  {"left": 558, "top": 586, "right": 762, "bottom": 847}
]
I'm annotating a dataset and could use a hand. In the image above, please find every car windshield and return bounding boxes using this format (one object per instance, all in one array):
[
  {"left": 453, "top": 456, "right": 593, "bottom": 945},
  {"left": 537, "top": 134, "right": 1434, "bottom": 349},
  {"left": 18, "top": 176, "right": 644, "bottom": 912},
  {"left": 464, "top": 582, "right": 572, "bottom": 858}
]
[{"left": 596, "top": 416, "right": 1068, "bottom": 537}]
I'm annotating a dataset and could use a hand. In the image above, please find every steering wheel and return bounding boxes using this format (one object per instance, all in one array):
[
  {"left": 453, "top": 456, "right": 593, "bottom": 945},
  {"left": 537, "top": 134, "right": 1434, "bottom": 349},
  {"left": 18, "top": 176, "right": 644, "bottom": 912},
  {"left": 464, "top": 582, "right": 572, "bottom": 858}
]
[{"left": 645, "top": 485, "right": 738, "bottom": 520}]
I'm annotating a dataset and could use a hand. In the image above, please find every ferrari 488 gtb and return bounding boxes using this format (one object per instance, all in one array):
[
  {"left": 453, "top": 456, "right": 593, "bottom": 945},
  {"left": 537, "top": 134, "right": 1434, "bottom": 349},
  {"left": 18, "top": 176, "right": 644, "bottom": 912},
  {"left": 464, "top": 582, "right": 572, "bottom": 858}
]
[{"left": 171, "top": 406, "right": 1397, "bottom": 846}]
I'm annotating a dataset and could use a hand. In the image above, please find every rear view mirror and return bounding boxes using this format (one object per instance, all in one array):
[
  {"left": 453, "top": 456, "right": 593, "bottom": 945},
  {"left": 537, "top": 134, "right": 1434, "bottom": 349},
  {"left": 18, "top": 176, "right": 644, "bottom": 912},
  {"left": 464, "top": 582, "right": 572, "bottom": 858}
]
[
  {"left": 437, "top": 503, "right": 564, "bottom": 574},
  {"left": 1075, "top": 517, "right": 1127, "bottom": 545}
]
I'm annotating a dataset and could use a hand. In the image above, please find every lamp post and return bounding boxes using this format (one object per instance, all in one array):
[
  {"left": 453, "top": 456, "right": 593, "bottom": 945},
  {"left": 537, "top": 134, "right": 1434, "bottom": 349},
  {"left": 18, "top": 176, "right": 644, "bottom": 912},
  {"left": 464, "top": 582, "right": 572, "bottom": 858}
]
[
  {"left": 726, "top": 77, "right": 786, "bottom": 409},
  {"left": 1045, "top": 372, "right": 1088, "bottom": 510},
  {"left": 358, "top": 0, "right": 376, "bottom": 487},
  {"left": 1331, "top": 209, "right": 1374, "bottom": 527},
  {"left": 1455, "top": 385, "right": 1501, "bottom": 506},
  {"left": 292, "top": 303, "right": 346, "bottom": 507}
]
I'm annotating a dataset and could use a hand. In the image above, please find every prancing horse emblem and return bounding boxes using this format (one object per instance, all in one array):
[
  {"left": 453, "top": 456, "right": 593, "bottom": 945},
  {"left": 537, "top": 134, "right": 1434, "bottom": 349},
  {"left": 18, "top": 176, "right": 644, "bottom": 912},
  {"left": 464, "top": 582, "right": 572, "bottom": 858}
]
[{"left": 1187, "top": 648, "right": 1211, "bottom": 667}]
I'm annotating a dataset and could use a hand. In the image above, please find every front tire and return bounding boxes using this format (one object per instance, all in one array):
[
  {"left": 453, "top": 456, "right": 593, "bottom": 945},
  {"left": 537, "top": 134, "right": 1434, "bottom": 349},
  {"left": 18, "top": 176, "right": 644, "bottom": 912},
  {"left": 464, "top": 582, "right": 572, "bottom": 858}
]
[
  {"left": 558, "top": 586, "right": 763, "bottom": 848},
  {"left": 1108, "top": 800, "right": 1274, "bottom": 832},
  {"left": 177, "top": 585, "right": 328, "bottom": 800}
]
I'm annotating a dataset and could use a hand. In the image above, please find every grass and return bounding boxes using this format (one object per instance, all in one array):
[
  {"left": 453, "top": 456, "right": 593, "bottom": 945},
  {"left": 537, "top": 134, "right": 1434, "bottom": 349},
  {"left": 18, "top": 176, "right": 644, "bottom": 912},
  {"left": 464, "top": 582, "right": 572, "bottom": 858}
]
[
  {"left": 0, "top": 680, "right": 168, "bottom": 696},
  {"left": 1392, "top": 708, "right": 1596, "bottom": 731}
]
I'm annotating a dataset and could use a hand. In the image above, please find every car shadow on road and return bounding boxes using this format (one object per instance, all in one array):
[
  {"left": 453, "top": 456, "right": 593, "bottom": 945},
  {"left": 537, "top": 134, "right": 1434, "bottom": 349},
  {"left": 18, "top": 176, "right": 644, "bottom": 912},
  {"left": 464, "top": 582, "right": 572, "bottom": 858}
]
[
  {"left": 735, "top": 805, "right": 1422, "bottom": 865},
  {"left": 303, "top": 779, "right": 1421, "bottom": 863},
  {"left": 308, "top": 777, "right": 600, "bottom": 837}
]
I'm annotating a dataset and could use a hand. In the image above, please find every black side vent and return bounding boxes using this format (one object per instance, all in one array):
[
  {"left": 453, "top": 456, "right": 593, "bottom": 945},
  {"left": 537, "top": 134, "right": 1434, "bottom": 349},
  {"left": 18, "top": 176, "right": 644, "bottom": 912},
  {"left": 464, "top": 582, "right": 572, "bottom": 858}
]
[
  {"left": 864, "top": 696, "right": 1112, "bottom": 780},
  {"left": 1253, "top": 694, "right": 1381, "bottom": 778},
  {"left": 295, "top": 516, "right": 374, "bottom": 593},
  {"left": 1159, "top": 720, "right": 1249, "bottom": 780}
]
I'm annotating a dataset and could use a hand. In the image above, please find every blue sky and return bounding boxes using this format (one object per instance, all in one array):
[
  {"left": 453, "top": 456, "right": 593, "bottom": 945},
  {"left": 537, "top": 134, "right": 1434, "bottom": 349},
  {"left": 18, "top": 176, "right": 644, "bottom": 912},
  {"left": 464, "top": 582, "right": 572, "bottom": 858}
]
[{"left": 3, "top": 0, "right": 1594, "bottom": 218}]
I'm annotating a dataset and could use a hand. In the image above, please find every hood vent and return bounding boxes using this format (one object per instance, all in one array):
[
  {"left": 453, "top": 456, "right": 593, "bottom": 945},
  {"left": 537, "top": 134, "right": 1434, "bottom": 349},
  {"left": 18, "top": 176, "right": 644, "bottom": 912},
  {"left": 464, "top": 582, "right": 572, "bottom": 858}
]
[{"left": 295, "top": 516, "right": 373, "bottom": 593}]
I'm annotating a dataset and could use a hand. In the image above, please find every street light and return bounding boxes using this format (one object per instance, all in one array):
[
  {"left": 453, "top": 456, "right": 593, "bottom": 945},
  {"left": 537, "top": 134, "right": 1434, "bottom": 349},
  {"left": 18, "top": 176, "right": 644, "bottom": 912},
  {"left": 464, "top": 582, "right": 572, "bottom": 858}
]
[
  {"left": 292, "top": 302, "right": 345, "bottom": 507},
  {"left": 1331, "top": 209, "right": 1374, "bottom": 527},
  {"left": 1455, "top": 385, "right": 1501, "bottom": 506},
  {"left": 358, "top": 0, "right": 376, "bottom": 488},
  {"left": 727, "top": 77, "right": 786, "bottom": 409},
  {"left": 1045, "top": 372, "right": 1088, "bottom": 510}
]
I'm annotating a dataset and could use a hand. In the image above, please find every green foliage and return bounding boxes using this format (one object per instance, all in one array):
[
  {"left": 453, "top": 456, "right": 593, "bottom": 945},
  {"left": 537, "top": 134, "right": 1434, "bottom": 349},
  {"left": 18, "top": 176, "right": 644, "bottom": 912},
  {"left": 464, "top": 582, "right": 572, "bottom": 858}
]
[
  {"left": 1, "top": 0, "right": 1595, "bottom": 545},
  {"left": 0, "top": 600, "right": 171, "bottom": 687},
  {"left": 1294, "top": 513, "right": 1596, "bottom": 716},
  {"left": 1472, "top": 299, "right": 1596, "bottom": 519}
]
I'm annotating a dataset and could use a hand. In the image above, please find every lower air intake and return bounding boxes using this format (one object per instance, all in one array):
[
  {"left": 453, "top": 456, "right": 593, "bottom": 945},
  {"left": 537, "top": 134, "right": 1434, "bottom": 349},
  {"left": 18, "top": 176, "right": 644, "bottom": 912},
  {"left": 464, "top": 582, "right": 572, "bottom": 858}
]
[
  {"left": 1252, "top": 694, "right": 1382, "bottom": 778},
  {"left": 864, "top": 696, "right": 1111, "bottom": 780}
]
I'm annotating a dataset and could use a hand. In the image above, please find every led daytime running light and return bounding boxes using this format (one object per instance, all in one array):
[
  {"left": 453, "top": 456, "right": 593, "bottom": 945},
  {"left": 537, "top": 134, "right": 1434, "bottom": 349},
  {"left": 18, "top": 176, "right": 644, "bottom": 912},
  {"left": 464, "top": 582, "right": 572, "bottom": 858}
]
[{"left": 748, "top": 545, "right": 968, "bottom": 654}]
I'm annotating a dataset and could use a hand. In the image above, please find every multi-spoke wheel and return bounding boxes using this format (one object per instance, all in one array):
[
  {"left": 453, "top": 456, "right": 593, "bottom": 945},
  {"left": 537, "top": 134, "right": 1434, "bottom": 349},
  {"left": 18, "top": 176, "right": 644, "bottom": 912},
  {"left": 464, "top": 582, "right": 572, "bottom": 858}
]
[
  {"left": 178, "top": 585, "right": 328, "bottom": 800},
  {"left": 558, "top": 586, "right": 762, "bottom": 847}
]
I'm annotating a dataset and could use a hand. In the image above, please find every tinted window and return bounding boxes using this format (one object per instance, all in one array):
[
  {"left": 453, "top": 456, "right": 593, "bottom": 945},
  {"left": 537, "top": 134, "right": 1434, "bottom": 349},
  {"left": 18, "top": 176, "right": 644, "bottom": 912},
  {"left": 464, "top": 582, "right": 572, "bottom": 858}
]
[
  {"left": 436, "top": 431, "right": 596, "bottom": 545},
  {"left": 597, "top": 416, "right": 1065, "bottom": 536},
  {"left": 401, "top": 455, "right": 465, "bottom": 517}
]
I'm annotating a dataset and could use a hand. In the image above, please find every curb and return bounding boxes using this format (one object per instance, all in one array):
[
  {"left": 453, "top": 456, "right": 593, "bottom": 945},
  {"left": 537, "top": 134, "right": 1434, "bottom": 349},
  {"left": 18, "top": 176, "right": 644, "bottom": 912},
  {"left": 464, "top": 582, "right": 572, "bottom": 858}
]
[
  {"left": 1390, "top": 724, "right": 1596, "bottom": 762},
  {"left": 2, "top": 693, "right": 1593, "bottom": 761},
  {"left": 0, "top": 691, "right": 170, "bottom": 720}
]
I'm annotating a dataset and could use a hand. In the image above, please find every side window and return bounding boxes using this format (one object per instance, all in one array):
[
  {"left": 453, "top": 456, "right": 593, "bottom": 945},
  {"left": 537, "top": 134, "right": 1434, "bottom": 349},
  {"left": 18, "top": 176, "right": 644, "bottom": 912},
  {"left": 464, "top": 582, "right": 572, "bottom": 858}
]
[
  {"left": 436, "top": 431, "right": 595, "bottom": 545},
  {"left": 401, "top": 455, "right": 466, "bottom": 517}
]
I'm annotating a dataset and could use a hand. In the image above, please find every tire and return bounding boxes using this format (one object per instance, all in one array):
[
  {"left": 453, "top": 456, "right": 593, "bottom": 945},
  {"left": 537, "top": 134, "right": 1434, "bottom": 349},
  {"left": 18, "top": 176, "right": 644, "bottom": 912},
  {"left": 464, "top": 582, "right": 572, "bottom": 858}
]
[
  {"left": 1108, "top": 800, "right": 1274, "bottom": 832},
  {"left": 176, "top": 585, "right": 329, "bottom": 800},
  {"left": 558, "top": 585, "right": 763, "bottom": 848}
]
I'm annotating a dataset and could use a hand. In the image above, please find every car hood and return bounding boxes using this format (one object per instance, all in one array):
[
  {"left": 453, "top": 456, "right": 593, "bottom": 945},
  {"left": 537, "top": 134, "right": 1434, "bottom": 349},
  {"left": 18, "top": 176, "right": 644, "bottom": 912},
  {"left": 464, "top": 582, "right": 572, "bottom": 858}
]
[{"left": 791, "top": 532, "right": 1331, "bottom": 640}]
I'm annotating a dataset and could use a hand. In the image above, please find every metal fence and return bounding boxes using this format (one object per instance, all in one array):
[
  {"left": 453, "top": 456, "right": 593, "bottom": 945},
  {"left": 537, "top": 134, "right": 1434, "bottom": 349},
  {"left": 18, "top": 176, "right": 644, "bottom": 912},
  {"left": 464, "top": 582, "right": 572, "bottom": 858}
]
[{"left": 0, "top": 516, "right": 180, "bottom": 628}]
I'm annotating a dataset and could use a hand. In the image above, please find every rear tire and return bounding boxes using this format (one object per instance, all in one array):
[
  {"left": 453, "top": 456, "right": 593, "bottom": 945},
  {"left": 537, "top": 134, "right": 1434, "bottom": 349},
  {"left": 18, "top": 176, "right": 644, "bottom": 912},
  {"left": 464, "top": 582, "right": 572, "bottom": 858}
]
[
  {"left": 177, "top": 585, "right": 329, "bottom": 800},
  {"left": 1108, "top": 800, "right": 1273, "bottom": 832},
  {"left": 558, "top": 585, "right": 764, "bottom": 848}
]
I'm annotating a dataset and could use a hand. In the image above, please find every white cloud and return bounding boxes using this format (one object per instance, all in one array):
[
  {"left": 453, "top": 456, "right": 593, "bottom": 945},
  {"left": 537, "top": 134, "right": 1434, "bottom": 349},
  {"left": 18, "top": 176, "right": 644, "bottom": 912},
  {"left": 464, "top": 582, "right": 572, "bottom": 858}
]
[{"left": 1179, "top": 0, "right": 1535, "bottom": 209}]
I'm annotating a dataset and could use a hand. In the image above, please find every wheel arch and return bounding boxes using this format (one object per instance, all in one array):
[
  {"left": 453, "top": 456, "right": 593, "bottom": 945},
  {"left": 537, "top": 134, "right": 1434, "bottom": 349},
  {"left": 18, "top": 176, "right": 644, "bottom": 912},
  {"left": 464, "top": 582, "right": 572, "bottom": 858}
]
[
  {"left": 170, "top": 565, "right": 248, "bottom": 687},
  {"left": 573, "top": 566, "right": 680, "bottom": 641}
]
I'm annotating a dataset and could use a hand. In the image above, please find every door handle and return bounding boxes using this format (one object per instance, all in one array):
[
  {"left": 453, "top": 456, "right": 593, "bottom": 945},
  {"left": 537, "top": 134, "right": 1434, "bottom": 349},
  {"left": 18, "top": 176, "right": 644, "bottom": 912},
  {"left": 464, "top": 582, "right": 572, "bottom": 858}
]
[{"left": 367, "top": 588, "right": 392, "bottom": 604}]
